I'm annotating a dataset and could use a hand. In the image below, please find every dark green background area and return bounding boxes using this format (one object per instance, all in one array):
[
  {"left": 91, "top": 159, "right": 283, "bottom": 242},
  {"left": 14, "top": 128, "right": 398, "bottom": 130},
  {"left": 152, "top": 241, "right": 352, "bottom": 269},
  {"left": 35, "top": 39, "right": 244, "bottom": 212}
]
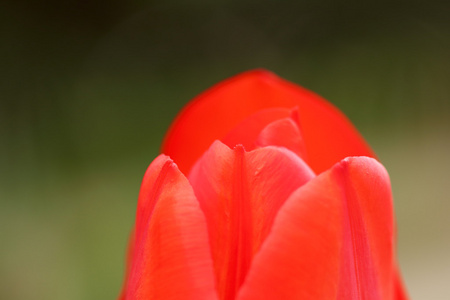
[{"left": 1, "top": 1, "right": 449, "bottom": 299}]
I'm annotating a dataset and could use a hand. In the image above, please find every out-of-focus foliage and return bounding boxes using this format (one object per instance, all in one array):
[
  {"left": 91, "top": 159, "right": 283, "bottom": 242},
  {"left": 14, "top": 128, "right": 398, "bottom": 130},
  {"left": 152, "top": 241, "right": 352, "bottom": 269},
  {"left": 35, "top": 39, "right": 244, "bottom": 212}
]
[{"left": 1, "top": 1, "right": 449, "bottom": 299}]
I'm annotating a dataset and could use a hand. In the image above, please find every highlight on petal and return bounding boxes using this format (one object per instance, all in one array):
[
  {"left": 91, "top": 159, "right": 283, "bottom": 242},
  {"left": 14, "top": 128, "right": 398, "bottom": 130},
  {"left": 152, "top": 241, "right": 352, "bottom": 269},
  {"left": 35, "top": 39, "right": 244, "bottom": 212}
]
[
  {"left": 188, "top": 140, "right": 315, "bottom": 300},
  {"left": 237, "top": 157, "right": 396, "bottom": 300},
  {"left": 122, "top": 155, "right": 217, "bottom": 300},
  {"left": 162, "top": 70, "right": 375, "bottom": 174}
]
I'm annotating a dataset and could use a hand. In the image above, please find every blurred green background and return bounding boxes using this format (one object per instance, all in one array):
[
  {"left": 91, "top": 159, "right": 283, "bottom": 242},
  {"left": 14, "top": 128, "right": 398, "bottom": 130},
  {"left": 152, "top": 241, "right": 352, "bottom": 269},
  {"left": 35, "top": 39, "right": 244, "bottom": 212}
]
[{"left": 1, "top": 1, "right": 449, "bottom": 299}]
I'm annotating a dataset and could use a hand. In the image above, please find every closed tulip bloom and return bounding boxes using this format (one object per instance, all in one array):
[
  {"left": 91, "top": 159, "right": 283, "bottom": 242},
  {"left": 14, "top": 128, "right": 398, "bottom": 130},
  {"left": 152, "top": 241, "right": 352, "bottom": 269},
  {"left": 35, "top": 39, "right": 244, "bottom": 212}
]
[{"left": 118, "top": 70, "right": 409, "bottom": 300}]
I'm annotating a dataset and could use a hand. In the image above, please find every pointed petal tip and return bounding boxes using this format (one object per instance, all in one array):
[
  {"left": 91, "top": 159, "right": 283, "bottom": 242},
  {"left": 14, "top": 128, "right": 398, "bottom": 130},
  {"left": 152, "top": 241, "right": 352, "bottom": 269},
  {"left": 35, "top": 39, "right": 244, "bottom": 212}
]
[
  {"left": 338, "top": 156, "right": 389, "bottom": 180},
  {"left": 335, "top": 155, "right": 384, "bottom": 171},
  {"left": 238, "top": 154, "right": 395, "bottom": 300},
  {"left": 125, "top": 152, "right": 217, "bottom": 300},
  {"left": 233, "top": 144, "right": 246, "bottom": 152},
  {"left": 188, "top": 139, "right": 316, "bottom": 299}
]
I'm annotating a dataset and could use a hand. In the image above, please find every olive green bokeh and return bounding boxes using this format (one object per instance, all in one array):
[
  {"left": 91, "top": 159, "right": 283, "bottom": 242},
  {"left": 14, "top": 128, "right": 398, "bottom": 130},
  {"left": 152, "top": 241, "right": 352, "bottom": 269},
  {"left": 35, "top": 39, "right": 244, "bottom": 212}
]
[{"left": 1, "top": 1, "right": 449, "bottom": 299}]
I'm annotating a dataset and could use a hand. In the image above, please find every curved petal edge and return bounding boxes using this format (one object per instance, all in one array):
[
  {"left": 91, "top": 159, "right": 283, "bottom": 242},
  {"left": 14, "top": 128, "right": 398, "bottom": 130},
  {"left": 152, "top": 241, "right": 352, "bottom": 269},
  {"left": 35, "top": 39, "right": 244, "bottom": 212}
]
[{"left": 121, "top": 155, "right": 217, "bottom": 300}]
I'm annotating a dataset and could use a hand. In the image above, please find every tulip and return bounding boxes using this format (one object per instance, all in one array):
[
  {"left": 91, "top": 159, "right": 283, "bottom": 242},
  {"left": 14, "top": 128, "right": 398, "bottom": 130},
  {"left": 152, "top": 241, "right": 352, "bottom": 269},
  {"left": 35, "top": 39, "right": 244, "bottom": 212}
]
[{"left": 118, "top": 70, "right": 409, "bottom": 300}]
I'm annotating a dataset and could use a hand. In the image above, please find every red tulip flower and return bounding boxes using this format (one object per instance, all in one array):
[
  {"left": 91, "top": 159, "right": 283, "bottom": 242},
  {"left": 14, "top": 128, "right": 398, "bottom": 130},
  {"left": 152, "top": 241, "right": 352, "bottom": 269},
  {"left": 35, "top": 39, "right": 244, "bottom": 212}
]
[{"left": 118, "top": 70, "right": 409, "bottom": 300}]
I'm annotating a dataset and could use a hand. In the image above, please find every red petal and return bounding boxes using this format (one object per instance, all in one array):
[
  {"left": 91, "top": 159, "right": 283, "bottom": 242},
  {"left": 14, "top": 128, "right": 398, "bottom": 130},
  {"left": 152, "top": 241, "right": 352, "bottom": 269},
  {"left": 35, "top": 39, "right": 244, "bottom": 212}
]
[
  {"left": 123, "top": 155, "right": 217, "bottom": 300},
  {"left": 335, "top": 157, "right": 395, "bottom": 300},
  {"left": 393, "top": 266, "right": 409, "bottom": 300},
  {"left": 255, "top": 109, "right": 307, "bottom": 160},
  {"left": 162, "top": 70, "right": 375, "bottom": 174},
  {"left": 188, "top": 141, "right": 315, "bottom": 300},
  {"left": 238, "top": 157, "right": 398, "bottom": 300},
  {"left": 222, "top": 107, "right": 291, "bottom": 150}
]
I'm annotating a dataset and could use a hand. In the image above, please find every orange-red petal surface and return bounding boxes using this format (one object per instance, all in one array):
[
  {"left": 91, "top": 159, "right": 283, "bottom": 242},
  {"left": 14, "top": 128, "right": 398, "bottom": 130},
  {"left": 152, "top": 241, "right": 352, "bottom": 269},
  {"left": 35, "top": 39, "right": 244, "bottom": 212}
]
[
  {"left": 221, "top": 107, "right": 291, "bottom": 151},
  {"left": 238, "top": 157, "right": 397, "bottom": 300},
  {"left": 333, "top": 157, "right": 394, "bottom": 300},
  {"left": 188, "top": 141, "right": 315, "bottom": 300},
  {"left": 123, "top": 155, "right": 217, "bottom": 300},
  {"left": 255, "top": 110, "right": 307, "bottom": 160},
  {"left": 393, "top": 266, "right": 410, "bottom": 300},
  {"left": 162, "top": 70, "right": 375, "bottom": 174}
]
